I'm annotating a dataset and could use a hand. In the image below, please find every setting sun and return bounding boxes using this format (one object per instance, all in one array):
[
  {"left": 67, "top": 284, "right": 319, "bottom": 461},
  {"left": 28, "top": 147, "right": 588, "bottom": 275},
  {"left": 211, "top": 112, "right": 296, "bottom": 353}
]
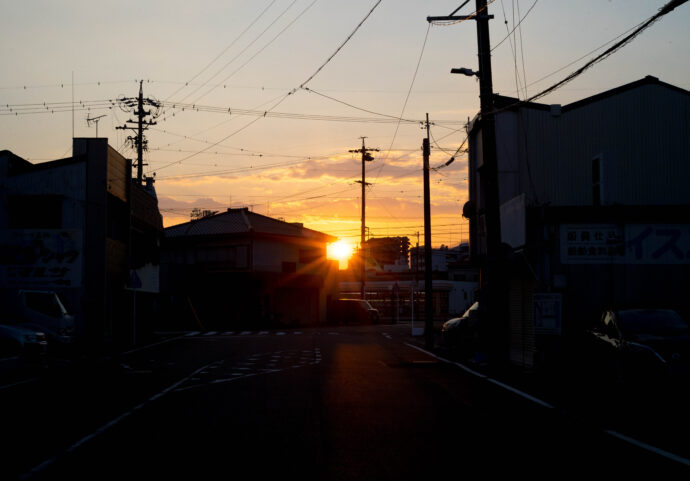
[{"left": 328, "top": 240, "right": 355, "bottom": 269}]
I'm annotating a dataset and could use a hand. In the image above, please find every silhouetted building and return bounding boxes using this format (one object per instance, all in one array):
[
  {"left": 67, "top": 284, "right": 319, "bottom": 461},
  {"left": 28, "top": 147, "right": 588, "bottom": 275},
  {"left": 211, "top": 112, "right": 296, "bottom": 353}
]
[
  {"left": 161, "top": 208, "right": 337, "bottom": 329},
  {"left": 0, "top": 138, "right": 163, "bottom": 351},
  {"left": 466, "top": 75, "right": 690, "bottom": 368},
  {"left": 359, "top": 236, "right": 410, "bottom": 272}
]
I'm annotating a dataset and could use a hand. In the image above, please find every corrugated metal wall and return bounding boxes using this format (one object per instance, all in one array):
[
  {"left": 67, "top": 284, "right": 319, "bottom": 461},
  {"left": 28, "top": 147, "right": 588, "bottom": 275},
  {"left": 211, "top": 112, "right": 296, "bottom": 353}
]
[{"left": 498, "top": 82, "right": 690, "bottom": 208}]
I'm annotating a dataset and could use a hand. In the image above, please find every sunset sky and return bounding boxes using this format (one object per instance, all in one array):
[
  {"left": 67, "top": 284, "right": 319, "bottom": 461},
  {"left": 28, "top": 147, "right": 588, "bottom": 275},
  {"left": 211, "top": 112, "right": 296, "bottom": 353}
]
[{"left": 2, "top": 0, "right": 689, "bottom": 256}]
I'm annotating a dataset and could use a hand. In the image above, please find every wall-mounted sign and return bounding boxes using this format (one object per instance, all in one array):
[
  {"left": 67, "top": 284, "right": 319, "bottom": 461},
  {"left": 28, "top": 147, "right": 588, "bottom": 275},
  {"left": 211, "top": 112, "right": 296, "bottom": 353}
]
[
  {"left": 533, "top": 293, "right": 562, "bottom": 335},
  {"left": 560, "top": 224, "right": 690, "bottom": 264},
  {"left": 0, "top": 229, "right": 83, "bottom": 287}
]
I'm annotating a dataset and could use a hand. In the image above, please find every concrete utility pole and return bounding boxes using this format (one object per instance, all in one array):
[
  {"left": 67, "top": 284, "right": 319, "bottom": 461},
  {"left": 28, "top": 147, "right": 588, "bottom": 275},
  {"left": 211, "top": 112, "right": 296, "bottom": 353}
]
[
  {"left": 349, "top": 137, "right": 379, "bottom": 300},
  {"left": 423, "top": 114, "right": 434, "bottom": 349},
  {"left": 117, "top": 81, "right": 161, "bottom": 184},
  {"left": 428, "top": 1, "right": 507, "bottom": 365}
]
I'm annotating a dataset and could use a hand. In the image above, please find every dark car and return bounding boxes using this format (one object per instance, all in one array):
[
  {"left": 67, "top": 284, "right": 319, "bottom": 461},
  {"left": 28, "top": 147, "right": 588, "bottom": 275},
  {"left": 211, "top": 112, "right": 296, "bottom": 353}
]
[
  {"left": 329, "top": 299, "right": 380, "bottom": 325},
  {"left": 441, "top": 302, "right": 480, "bottom": 354},
  {"left": 0, "top": 322, "right": 48, "bottom": 360},
  {"left": 587, "top": 308, "right": 690, "bottom": 385}
]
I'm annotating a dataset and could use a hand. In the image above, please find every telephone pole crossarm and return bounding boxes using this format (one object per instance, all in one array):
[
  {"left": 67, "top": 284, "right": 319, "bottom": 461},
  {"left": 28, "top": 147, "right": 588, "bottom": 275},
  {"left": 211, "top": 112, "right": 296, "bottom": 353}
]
[{"left": 426, "top": 14, "right": 493, "bottom": 22}]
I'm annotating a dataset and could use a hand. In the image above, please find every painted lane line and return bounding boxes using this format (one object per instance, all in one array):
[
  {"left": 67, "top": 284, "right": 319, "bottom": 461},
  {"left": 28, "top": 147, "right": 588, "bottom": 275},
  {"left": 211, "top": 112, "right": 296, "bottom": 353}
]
[
  {"left": 21, "top": 360, "right": 220, "bottom": 480},
  {"left": 203, "top": 331, "right": 218, "bottom": 336},
  {"left": 486, "top": 378, "right": 555, "bottom": 409},
  {"left": 259, "top": 331, "right": 269, "bottom": 335},
  {"left": 240, "top": 331, "right": 252, "bottom": 335},
  {"left": 403, "top": 342, "right": 690, "bottom": 469},
  {"left": 185, "top": 331, "right": 201, "bottom": 337},
  {"left": 0, "top": 377, "right": 39, "bottom": 391},
  {"left": 404, "top": 343, "right": 487, "bottom": 379},
  {"left": 604, "top": 430, "right": 690, "bottom": 467},
  {"left": 294, "top": 331, "right": 303, "bottom": 335},
  {"left": 222, "top": 331, "right": 235, "bottom": 336},
  {"left": 276, "top": 332, "right": 286, "bottom": 336}
]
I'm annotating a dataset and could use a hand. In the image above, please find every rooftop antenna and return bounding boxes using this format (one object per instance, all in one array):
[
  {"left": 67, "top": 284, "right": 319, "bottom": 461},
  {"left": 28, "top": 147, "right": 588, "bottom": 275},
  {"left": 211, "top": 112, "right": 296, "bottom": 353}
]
[{"left": 86, "top": 114, "right": 106, "bottom": 137}]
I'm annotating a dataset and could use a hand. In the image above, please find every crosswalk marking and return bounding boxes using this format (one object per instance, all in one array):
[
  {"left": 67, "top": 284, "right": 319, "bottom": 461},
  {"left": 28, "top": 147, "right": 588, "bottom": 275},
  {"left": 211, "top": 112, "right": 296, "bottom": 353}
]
[{"left": 184, "top": 329, "right": 388, "bottom": 338}]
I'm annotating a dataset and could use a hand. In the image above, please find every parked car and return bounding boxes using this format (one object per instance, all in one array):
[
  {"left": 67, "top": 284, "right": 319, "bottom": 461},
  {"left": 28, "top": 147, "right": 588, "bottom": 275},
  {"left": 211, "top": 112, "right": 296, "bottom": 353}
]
[
  {"left": 0, "top": 289, "right": 76, "bottom": 347},
  {"left": 586, "top": 308, "right": 690, "bottom": 385},
  {"left": 0, "top": 322, "right": 48, "bottom": 359},
  {"left": 329, "top": 299, "right": 380, "bottom": 325},
  {"left": 441, "top": 302, "right": 480, "bottom": 354}
]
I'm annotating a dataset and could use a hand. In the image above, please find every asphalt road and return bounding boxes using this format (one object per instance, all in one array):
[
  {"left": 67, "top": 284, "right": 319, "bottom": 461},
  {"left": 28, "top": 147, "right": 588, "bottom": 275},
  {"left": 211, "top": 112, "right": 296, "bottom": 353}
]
[{"left": 3, "top": 324, "right": 689, "bottom": 480}]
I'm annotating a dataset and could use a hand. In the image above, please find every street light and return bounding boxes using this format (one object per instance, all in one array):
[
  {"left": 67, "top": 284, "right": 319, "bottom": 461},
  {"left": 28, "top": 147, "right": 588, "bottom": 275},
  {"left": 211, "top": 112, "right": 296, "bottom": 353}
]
[{"left": 451, "top": 67, "right": 480, "bottom": 77}]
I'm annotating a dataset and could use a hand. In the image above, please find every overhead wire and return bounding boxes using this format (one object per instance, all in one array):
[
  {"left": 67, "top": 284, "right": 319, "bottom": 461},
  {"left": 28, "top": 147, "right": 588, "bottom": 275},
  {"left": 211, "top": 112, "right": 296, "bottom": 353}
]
[
  {"left": 511, "top": 0, "right": 687, "bottom": 107},
  {"left": 189, "top": 0, "right": 321, "bottom": 106},
  {"left": 151, "top": 0, "right": 383, "bottom": 174},
  {"left": 371, "top": 22, "right": 431, "bottom": 183},
  {"left": 168, "top": 0, "right": 300, "bottom": 108},
  {"left": 161, "top": 0, "right": 279, "bottom": 107}
]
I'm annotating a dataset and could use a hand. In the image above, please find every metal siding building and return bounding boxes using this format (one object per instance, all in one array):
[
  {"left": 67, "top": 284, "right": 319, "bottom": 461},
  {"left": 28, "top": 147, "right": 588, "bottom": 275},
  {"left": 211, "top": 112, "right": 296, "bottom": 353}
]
[
  {"left": 492, "top": 77, "right": 690, "bottom": 212},
  {"left": 467, "top": 76, "right": 690, "bottom": 369}
]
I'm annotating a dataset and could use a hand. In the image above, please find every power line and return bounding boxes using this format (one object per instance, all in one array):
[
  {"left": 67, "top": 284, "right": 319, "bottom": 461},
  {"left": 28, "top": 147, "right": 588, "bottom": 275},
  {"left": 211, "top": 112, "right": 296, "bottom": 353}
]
[
  {"left": 161, "top": 0, "right": 279, "bottom": 107},
  {"left": 520, "top": 0, "right": 688, "bottom": 106},
  {"left": 151, "top": 0, "right": 384, "bottom": 174}
]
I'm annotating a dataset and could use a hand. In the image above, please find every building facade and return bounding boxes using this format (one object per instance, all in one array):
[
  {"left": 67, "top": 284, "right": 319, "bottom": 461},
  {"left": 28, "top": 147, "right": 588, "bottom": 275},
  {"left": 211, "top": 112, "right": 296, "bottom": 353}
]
[
  {"left": 0, "top": 138, "right": 163, "bottom": 352},
  {"left": 466, "top": 76, "right": 690, "bottom": 368},
  {"left": 161, "top": 208, "right": 338, "bottom": 329}
]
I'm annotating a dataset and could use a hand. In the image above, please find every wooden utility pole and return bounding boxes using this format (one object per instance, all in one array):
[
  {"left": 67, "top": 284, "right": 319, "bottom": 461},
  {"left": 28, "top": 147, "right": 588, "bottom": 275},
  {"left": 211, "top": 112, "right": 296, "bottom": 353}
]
[
  {"left": 117, "top": 81, "right": 161, "bottom": 184},
  {"left": 350, "top": 137, "right": 378, "bottom": 300},
  {"left": 422, "top": 114, "right": 434, "bottom": 349},
  {"left": 428, "top": 1, "right": 507, "bottom": 365}
]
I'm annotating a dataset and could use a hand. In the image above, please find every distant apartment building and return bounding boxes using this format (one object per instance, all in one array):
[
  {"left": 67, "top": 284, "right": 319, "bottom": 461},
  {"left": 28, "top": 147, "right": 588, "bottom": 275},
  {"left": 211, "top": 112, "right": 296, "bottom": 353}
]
[
  {"left": 466, "top": 76, "right": 690, "bottom": 368},
  {"left": 161, "top": 208, "right": 338, "bottom": 329},
  {"left": 0, "top": 138, "right": 163, "bottom": 351}
]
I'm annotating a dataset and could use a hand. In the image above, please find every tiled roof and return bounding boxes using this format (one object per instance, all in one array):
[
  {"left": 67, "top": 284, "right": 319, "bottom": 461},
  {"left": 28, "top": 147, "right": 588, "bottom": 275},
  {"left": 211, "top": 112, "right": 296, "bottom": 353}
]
[{"left": 165, "top": 207, "right": 335, "bottom": 241}]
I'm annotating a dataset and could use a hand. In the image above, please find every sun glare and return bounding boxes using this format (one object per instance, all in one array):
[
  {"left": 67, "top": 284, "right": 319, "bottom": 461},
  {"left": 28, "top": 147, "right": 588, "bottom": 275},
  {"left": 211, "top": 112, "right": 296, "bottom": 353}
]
[{"left": 328, "top": 240, "right": 354, "bottom": 268}]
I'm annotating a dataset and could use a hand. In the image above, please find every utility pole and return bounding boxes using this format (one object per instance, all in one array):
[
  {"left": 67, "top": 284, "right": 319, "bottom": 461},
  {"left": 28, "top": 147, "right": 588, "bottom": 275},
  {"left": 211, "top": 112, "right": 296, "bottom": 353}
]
[
  {"left": 428, "top": 1, "right": 507, "bottom": 365},
  {"left": 117, "top": 81, "right": 161, "bottom": 184},
  {"left": 349, "top": 137, "right": 378, "bottom": 300},
  {"left": 423, "top": 114, "right": 434, "bottom": 349}
]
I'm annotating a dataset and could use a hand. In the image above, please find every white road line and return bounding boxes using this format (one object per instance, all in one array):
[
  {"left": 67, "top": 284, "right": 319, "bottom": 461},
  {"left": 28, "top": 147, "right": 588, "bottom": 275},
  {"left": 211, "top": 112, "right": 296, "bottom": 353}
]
[
  {"left": 294, "top": 331, "right": 303, "bottom": 335},
  {"left": 404, "top": 343, "right": 487, "bottom": 379},
  {"left": 203, "top": 331, "right": 217, "bottom": 336},
  {"left": 405, "top": 342, "right": 555, "bottom": 409},
  {"left": 604, "top": 429, "right": 690, "bottom": 467},
  {"left": 486, "top": 378, "right": 555, "bottom": 409},
  {"left": 404, "top": 342, "right": 690, "bottom": 468},
  {"left": 259, "top": 331, "right": 269, "bottom": 335},
  {"left": 185, "top": 331, "right": 201, "bottom": 337},
  {"left": 276, "top": 332, "right": 286, "bottom": 336},
  {"left": 240, "top": 331, "right": 252, "bottom": 335},
  {"left": 21, "top": 360, "right": 219, "bottom": 480},
  {"left": 0, "top": 377, "right": 38, "bottom": 391}
]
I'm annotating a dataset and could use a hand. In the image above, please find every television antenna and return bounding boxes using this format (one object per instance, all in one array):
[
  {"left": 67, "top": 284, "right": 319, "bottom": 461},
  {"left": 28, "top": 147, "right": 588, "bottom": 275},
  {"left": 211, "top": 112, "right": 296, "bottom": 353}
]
[{"left": 86, "top": 114, "right": 107, "bottom": 137}]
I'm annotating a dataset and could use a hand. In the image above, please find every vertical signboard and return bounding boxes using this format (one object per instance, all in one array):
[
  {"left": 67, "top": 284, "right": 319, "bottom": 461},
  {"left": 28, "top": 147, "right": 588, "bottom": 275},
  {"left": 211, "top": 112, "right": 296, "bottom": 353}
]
[{"left": 533, "top": 293, "right": 562, "bottom": 335}]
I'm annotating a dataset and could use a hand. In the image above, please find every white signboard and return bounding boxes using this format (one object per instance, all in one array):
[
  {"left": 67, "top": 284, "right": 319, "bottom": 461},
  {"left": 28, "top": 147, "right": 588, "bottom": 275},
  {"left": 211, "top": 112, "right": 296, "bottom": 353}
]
[
  {"left": 561, "top": 224, "right": 690, "bottom": 264},
  {"left": 533, "top": 293, "right": 562, "bottom": 335}
]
